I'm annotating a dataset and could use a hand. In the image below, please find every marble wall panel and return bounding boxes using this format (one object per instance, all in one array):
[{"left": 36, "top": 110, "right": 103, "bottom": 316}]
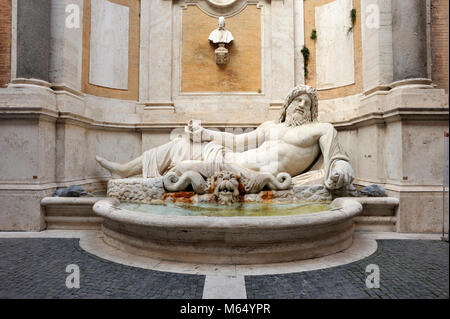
[
  {"left": 315, "top": 0, "right": 355, "bottom": 90},
  {"left": 89, "top": 0, "right": 129, "bottom": 89}
]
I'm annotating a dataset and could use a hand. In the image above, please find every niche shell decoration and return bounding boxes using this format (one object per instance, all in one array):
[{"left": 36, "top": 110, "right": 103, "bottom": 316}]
[{"left": 196, "top": 0, "right": 248, "bottom": 18}]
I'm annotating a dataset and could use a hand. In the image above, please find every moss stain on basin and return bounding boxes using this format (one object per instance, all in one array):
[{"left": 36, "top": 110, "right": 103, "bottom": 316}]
[{"left": 118, "top": 201, "right": 332, "bottom": 217}]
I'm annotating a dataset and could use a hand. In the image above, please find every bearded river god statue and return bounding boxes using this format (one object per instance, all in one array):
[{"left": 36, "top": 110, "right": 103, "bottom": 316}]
[{"left": 97, "top": 85, "right": 356, "bottom": 203}]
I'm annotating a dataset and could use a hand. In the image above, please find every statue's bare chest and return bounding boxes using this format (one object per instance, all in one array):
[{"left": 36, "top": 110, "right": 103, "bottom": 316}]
[
  {"left": 258, "top": 126, "right": 320, "bottom": 175},
  {"left": 265, "top": 125, "right": 321, "bottom": 148}
]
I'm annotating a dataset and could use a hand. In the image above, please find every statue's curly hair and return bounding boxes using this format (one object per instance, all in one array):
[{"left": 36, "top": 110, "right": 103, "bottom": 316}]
[{"left": 278, "top": 85, "right": 319, "bottom": 124}]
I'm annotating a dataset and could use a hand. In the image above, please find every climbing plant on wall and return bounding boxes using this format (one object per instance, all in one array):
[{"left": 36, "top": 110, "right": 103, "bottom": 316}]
[
  {"left": 347, "top": 8, "right": 357, "bottom": 34},
  {"left": 301, "top": 45, "right": 310, "bottom": 78}
]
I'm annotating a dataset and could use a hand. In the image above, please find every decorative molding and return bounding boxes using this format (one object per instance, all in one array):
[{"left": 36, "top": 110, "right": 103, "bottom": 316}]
[
  {"left": 354, "top": 179, "right": 448, "bottom": 193},
  {"left": 363, "top": 78, "right": 435, "bottom": 96},
  {"left": 138, "top": 101, "right": 176, "bottom": 112},
  {"left": 51, "top": 83, "right": 85, "bottom": 98},
  {"left": 138, "top": 101, "right": 175, "bottom": 107},
  {"left": 333, "top": 107, "right": 449, "bottom": 131},
  {"left": 269, "top": 101, "right": 284, "bottom": 110},
  {"left": 0, "top": 177, "right": 110, "bottom": 191},
  {"left": 9, "top": 78, "right": 52, "bottom": 88},
  {"left": 363, "top": 85, "right": 391, "bottom": 97},
  {"left": 181, "top": 0, "right": 248, "bottom": 18},
  {"left": 180, "top": 0, "right": 265, "bottom": 16},
  {"left": 389, "top": 78, "right": 433, "bottom": 89},
  {"left": 8, "top": 78, "right": 85, "bottom": 99},
  {"left": 1, "top": 105, "right": 447, "bottom": 134}
]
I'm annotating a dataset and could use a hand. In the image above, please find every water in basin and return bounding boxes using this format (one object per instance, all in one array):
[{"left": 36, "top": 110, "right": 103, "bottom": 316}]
[
  {"left": 83, "top": 190, "right": 107, "bottom": 197},
  {"left": 118, "top": 201, "right": 332, "bottom": 217}
]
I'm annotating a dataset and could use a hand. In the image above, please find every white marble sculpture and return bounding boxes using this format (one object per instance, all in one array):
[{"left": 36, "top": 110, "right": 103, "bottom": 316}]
[
  {"left": 208, "top": 16, "right": 234, "bottom": 44},
  {"left": 96, "top": 85, "right": 355, "bottom": 194},
  {"left": 208, "top": 16, "right": 234, "bottom": 65}
]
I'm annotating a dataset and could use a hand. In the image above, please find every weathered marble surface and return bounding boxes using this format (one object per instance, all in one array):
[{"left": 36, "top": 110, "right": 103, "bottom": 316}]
[
  {"left": 293, "top": 185, "right": 333, "bottom": 202},
  {"left": 106, "top": 177, "right": 335, "bottom": 204},
  {"left": 89, "top": 0, "right": 129, "bottom": 89},
  {"left": 361, "top": 0, "right": 394, "bottom": 92},
  {"left": 107, "top": 178, "right": 165, "bottom": 202},
  {"left": 315, "top": 0, "right": 355, "bottom": 90},
  {"left": 16, "top": 0, "right": 51, "bottom": 82},
  {"left": 50, "top": 0, "right": 84, "bottom": 92}
]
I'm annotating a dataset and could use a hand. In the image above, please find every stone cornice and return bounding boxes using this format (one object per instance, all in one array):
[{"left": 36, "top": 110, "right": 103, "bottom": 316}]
[
  {"left": 354, "top": 178, "right": 447, "bottom": 192},
  {"left": 2, "top": 106, "right": 448, "bottom": 131},
  {"left": 0, "top": 107, "right": 262, "bottom": 130},
  {"left": 0, "top": 106, "right": 58, "bottom": 123},
  {"left": 333, "top": 107, "right": 449, "bottom": 131}
]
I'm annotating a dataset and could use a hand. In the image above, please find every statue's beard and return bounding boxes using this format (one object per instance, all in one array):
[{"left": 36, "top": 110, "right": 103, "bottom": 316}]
[{"left": 284, "top": 114, "right": 311, "bottom": 127}]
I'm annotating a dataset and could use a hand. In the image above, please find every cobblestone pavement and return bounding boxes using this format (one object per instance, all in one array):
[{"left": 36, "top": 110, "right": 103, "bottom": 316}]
[
  {"left": 0, "top": 238, "right": 448, "bottom": 299},
  {"left": 0, "top": 238, "right": 204, "bottom": 299},
  {"left": 245, "top": 240, "right": 449, "bottom": 299}
]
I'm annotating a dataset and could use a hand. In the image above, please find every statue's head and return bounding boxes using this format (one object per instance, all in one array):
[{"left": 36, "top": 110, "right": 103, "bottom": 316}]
[
  {"left": 218, "top": 16, "right": 225, "bottom": 29},
  {"left": 279, "top": 85, "right": 318, "bottom": 127}
]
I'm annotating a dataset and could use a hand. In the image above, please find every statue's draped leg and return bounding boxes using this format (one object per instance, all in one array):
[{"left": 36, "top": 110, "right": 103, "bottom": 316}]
[
  {"left": 142, "top": 138, "right": 229, "bottom": 178},
  {"left": 142, "top": 138, "right": 192, "bottom": 178}
]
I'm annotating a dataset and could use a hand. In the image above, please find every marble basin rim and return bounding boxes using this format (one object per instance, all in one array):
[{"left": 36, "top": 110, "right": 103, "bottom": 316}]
[{"left": 92, "top": 198, "right": 363, "bottom": 264}]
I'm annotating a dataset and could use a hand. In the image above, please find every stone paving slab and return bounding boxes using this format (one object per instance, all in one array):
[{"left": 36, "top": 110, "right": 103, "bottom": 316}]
[
  {"left": 245, "top": 240, "right": 449, "bottom": 299},
  {"left": 0, "top": 237, "right": 448, "bottom": 299},
  {"left": 0, "top": 238, "right": 204, "bottom": 299}
]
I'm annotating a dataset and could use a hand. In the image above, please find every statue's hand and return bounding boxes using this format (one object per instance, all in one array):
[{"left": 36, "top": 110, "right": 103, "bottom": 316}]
[
  {"left": 325, "top": 160, "right": 354, "bottom": 190},
  {"left": 186, "top": 120, "right": 201, "bottom": 133},
  {"left": 185, "top": 120, "right": 206, "bottom": 142}
]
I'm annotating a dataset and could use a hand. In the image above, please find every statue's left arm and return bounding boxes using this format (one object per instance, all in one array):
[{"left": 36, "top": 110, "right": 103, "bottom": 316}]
[
  {"left": 318, "top": 123, "right": 355, "bottom": 190},
  {"left": 186, "top": 120, "right": 268, "bottom": 150}
]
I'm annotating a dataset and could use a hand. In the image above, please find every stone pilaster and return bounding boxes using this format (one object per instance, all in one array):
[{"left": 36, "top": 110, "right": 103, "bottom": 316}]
[
  {"left": 392, "top": 0, "right": 428, "bottom": 81},
  {"left": 16, "top": 0, "right": 51, "bottom": 82},
  {"left": 143, "top": 0, "right": 173, "bottom": 107},
  {"left": 270, "top": 0, "right": 295, "bottom": 103},
  {"left": 293, "top": 0, "right": 305, "bottom": 86},
  {"left": 361, "top": 0, "right": 394, "bottom": 92},
  {"left": 49, "top": 0, "right": 84, "bottom": 94}
]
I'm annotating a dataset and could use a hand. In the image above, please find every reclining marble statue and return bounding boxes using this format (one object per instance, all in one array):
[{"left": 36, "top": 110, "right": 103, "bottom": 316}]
[{"left": 96, "top": 85, "right": 355, "bottom": 198}]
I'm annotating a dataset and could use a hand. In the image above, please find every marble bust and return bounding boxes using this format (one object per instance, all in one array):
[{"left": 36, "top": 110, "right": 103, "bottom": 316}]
[
  {"left": 96, "top": 85, "right": 355, "bottom": 193},
  {"left": 208, "top": 16, "right": 234, "bottom": 44}
]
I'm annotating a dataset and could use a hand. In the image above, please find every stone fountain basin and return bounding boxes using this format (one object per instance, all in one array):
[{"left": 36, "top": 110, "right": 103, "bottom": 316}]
[{"left": 93, "top": 198, "right": 363, "bottom": 264}]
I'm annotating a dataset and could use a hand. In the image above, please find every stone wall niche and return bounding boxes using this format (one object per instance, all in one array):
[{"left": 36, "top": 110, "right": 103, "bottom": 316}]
[{"left": 181, "top": 4, "right": 261, "bottom": 92}]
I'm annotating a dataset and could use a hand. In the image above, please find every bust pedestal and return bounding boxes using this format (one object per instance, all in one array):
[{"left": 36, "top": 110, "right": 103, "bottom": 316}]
[{"left": 215, "top": 43, "right": 229, "bottom": 65}]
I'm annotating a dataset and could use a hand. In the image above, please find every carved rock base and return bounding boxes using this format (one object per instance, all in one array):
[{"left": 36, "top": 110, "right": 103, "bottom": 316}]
[
  {"left": 107, "top": 178, "right": 165, "bottom": 202},
  {"left": 107, "top": 178, "right": 333, "bottom": 204},
  {"left": 293, "top": 185, "right": 333, "bottom": 202}
]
